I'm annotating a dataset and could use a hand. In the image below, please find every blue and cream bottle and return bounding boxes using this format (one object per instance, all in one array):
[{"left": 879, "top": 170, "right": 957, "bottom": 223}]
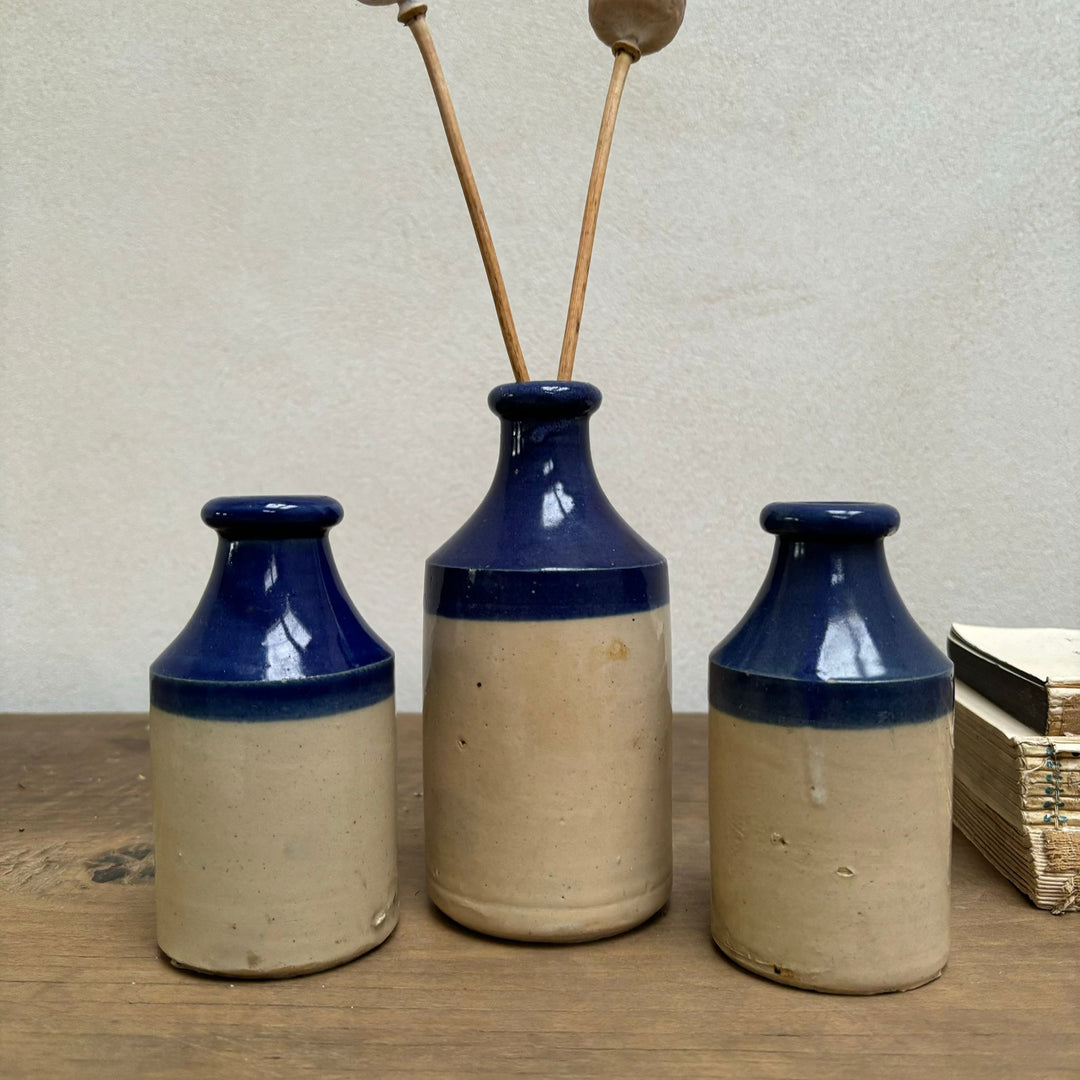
[
  {"left": 424, "top": 382, "right": 672, "bottom": 941},
  {"left": 150, "top": 497, "right": 397, "bottom": 977},
  {"left": 709, "top": 503, "right": 953, "bottom": 994}
]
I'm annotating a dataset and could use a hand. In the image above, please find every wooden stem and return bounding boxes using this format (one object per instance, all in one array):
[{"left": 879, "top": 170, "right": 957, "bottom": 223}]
[
  {"left": 404, "top": 11, "right": 529, "bottom": 383},
  {"left": 557, "top": 48, "right": 634, "bottom": 383}
]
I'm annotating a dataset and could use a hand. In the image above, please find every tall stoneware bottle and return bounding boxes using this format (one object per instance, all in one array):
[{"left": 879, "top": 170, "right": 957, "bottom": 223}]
[
  {"left": 150, "top": 496, "right": 398, "bottom": 977},
  {"left": 424, "top": 382, "right": 672, "bottom": 941},
  {"left": 709, "top": 502, "right": 953, "bottom": 994}
]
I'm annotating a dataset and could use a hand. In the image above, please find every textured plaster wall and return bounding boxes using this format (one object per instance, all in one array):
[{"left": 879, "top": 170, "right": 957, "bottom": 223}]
[{"left": 1, "top": 0, "right": 1077, "bottom": 713}]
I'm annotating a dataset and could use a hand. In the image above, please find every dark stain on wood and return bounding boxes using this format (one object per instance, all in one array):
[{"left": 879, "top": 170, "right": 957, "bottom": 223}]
[{"left": 87, "top": 844, "right": 155, "bottom": 884}]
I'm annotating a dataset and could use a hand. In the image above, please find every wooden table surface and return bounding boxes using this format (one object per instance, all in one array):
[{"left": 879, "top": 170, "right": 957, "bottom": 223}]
[{"left": 1, "top": 713, "right": 1076, "bottom": 1079}]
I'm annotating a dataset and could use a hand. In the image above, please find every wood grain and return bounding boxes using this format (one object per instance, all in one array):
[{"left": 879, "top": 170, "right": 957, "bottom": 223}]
[{"left": 1, "top": 713, "right": 1076, "bottom": 1079}]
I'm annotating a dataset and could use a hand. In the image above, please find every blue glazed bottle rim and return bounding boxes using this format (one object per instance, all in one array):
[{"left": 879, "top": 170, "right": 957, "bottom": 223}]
[
  {"left": 201, "top": 496, "right": 344, "bottom": 539},
  {"left": 488, "top": 381, "right": 602, "bottom": 421},
  {"left": 760, "top": 502, "right": 900, "bottom": 539}
]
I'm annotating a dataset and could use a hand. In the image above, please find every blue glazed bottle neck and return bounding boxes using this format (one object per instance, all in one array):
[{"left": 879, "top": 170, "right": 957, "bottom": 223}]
[
  {"left": 152, "top": 499, "right": 391, "bottom": 684},
  {"left": 761, "top": 536, "right": 914, "bottom": 681},
  {"left": 199, "top": 536, "right": 345, "bottom": 665},
  {"left": 716, "top": 532, "right": 950, "bottom": 684},
  {"left": 711, "top": 502, "right": 952, "bottom": 726},
  {"left": 427, "top": 383, "right": 663, "bottom": 572},
  {"left": 489, "top": 380, "right": 605, "bottom": 515},
  {"left": 493, "top": 411, "right": 602, "bottom": 518},
  {"left": 767, "top": 536, "right": 900, "bottom": 630}
]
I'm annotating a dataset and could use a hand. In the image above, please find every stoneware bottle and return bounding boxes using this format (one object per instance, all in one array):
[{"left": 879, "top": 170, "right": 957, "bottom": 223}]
[
  {"left": 150, "top": 496, "right": 398, "bottom": 978},
  {"left": 424, "top": 382, "right": 672, "bottom": 941},
  {"left": 709, "top": 502, "right": 953, "bottom": 994}
]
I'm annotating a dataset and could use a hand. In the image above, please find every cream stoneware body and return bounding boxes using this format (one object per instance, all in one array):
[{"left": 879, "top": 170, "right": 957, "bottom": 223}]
[
  {"left": 424, "top": 382, "right": 672, "bottom": 942},
  {"left": 150, "top": 497, "right": 398, "bottom": 978},
  {"left": 708, "top": 502, "right": 954, "bottom": 994}
]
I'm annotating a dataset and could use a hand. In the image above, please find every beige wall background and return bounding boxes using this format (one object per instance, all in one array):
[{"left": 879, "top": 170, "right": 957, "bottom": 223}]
[{"left": 1, "top": 0, "right": 1077, "bottom": 714}]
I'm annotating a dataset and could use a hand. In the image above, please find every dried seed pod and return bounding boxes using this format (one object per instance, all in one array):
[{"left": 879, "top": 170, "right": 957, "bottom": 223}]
[
  {"left": 357, "top": 0, "right": 428, "bottom": 23},
  {"left": 588, "top": 0, "right": 686, "bottom": 57}
]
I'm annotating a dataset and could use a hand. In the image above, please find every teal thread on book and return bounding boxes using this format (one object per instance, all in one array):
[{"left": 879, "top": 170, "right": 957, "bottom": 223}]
[{"left": 1043, "top": 743, "right": 1067, "bottom": 827}]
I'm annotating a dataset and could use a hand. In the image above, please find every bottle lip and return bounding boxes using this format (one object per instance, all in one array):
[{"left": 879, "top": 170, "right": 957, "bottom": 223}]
[
  {"left": 201, "top": 496, "right": 343, "bottom": 538},
  {"left": 488, "top": 381, "right": 602, "bottom": 421},
  {"left": 761, "top": 502, "right": 900, "bottom": 539}
]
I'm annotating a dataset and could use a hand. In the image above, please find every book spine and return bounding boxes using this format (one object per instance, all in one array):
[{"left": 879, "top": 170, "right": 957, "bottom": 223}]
[
  {"left": 1012, "top": 744, "right": 1080, "bottom": 824},
  {"left": 953, "top": 780, "right": 1080, "bottom": 913},
  {"left": 1041, "top": 828, "right": 1080, "bottom": 873},
  {"left": 1018, "top": 743, "right": 1080, "bottom": 824},
  {"left": 1048, "top": 687, "right": 1080, "bottom": 738},
  {"left": 948, "top": 640, "right": 1051, "bottom": 734}
]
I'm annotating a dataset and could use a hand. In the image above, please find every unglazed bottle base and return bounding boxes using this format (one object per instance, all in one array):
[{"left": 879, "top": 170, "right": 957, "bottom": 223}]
[
  {"left": 429, "top": 877, "right": 671, "bottom": 943},
  {"left": 152, "top": 700, "right": 398, "bottom": 978},
  {"left": 709, "top": 708, "right": 952, "bottom": 995},
  {"left": 162, "top": 929, "right": 396, "bottom": 980},
  {"left": 424, "top": 608, "right": 673, "bottom": 942},
  {"left": 712, "top": 935, "right": 945, "bottom": 995}
]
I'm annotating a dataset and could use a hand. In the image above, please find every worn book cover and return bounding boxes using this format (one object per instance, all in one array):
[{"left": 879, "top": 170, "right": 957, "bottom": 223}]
[{"left": 948, "top": 625, "right": 1080, "bottom": 737}]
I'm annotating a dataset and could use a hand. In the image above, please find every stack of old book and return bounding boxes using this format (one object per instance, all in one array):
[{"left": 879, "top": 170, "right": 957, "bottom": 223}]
[{"left": 949, "top": 624, "right": 1080, "bottom": 914}]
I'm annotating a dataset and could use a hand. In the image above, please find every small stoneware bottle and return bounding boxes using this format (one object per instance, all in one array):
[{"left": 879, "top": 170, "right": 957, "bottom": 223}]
[
  {"left": 424, "top": 382, "right": 672, "bottom": 942},
  {"left": 150, "top": 496, "right": 397, "bottom": 978},
  {"left": 709, "top": 502, "right": 953, "bottom": 994}
]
